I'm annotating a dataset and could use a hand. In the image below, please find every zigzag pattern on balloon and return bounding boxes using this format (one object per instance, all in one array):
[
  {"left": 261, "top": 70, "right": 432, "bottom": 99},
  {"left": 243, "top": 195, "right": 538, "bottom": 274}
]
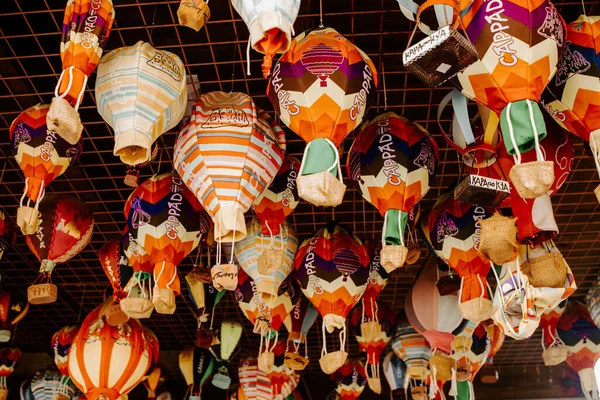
[
  {"left": 267, "top": 27, "right": 377, "bottom": 146},
  {"left": 458, "top": 0, "right": 563, "bottom": 113}
]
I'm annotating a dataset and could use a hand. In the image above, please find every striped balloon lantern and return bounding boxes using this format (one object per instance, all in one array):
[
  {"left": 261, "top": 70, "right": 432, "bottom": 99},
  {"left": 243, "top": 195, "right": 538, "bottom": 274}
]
[
  {"left": 96, "top": 41, "right": 187, "bottom": 166},
  {"left": 348, "top": 111, "right": 438, "bottom": 272},
  {"left": 26, "top": 368, "right": 80, "bottom": 400},
  {"left": 295, "top": 221, "right": 370, "bottom": 374},
  {"left": 267, "top": 27, "right": 378, "bottom": 207},
  {"left": 456, "top": 0, "right": 565, "bottom": 200},
  {"left": 68, "top": 304, "right": 159, "bottom": 400},
  {"left": 25, "top": 195, "right": 94, "bottom": 305},
  {"left": 542, "top": 15, "right": 600, "bottom": 200},
  {"left": 173, "top": 92, "right": 285, "bottom": 284},
  {"left": 52, "top": 325, "right": 79, "bottom": 395},
  {"left": 391, "top": 315, "right": 431, "bottom": 382},
  {"left": 9, "top": 104, "right": 82, "bottom": 235},
  {"left": 212, "top": 320, "right": 243, "bottom": 390},
  {"left": 231, "top": 0, "right": 301, "bottom": 78},
  {"left": 0, "top": 347, "right": 21, "bottom": 400},
  {"left": 124, "top": 172, "right": 212, "bottom": 315},
  {"left": 382, "top": 352, "right": 406, "bottom": 393},
  {"left": 48, "top": 0, "right": 115, "bottom": 145},
  {"left": 234, "top": 218, "right": 298, "bottom": 301},
  {"left": 451, "top": 321, "right": 491, "bottom": 400}
]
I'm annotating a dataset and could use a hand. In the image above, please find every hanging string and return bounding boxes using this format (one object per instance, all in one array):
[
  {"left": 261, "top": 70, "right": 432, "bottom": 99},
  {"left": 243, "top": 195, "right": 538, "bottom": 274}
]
[
  {"left": 319, "top": 0, "right": 324, "bottom": 28},
  {"left": 382, "top": 62, "right": 388, "bottom": 111},
  {"left": 77, "top": 283, "right": 87, "bottom": 322},
  {"left": 230, "top": 41, "right": 237, "bottom": 94},
  {"left": 194, "top": 242, "right": 202, "bottom": 268},
  {"left": 582, "top": 0, "right": 587, "bottom": 16}
]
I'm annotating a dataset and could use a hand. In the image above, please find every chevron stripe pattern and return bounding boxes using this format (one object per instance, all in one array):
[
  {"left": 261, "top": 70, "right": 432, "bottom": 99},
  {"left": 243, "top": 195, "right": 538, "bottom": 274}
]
[
  {"left": 557, "top": 301, "right": 600, "bottom": 373},
  {"left": 543, "top": 15, "right": 600, "bottom": 142},
  {"left": 267, "top": 27, "right": 378, "bottom": 146},
  {"left": 332, "top": 359, "right": 367, "bottom": 399},
  {"left": 121, "top": 228, "right": 153, "bottom": 274},
  {"left": 10, "top": 104, "right": 81, "bottom": 203},
  {"left": 235, "top": 218, "right": 298, "bottom": 296},
  {"left": 124, "top": 172, "right": 210, "bottom": 295},
  {"left": 58, "top": 0, "right": 115, "bottom": 102},
  {"left": 252, "top": 155, "right": 300, "bottom": 235},
  {"left": 96, "top": 41, "right": 187, "bottom": 165},
  {"left": 295, "top": 222, "right": 370, "bottom": 329},
  {"left": 174, "top": 92, "right": 285, "bottom": 222},
  {"left": 457, "top": 0, "right": 563, "bottom": 115},
  {"left": 427, "top": 192, "right": 492, "bottom": 302},
  {"left": 238, "top": 357, "right": 298, "bottom": 400},
  {"left": 348, "top": 112, "right": 438, "bottom": 216},
  {"left": 540, "top": 300, "right": 566, "bottom": 347},
  {"left": 452, "top": 322, "right": 491, "bottom": 382}
]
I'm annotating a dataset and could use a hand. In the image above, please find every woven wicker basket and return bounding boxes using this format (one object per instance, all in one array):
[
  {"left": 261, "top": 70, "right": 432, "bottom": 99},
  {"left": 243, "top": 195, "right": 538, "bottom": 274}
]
[
  {"left": 522, "top": 252, "right": 566, "bottom": 288},
  {"left": 27, "top": 283, "right": 57, "bottom": 305}
]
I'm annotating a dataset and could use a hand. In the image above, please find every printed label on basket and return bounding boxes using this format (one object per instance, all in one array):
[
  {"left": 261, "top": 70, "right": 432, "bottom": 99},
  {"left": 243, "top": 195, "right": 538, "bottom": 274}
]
[
  {"left": 468, "top": 175, "right": 510, "bottom": 193},
  {"left": 403, "top": 26, "right": 450, "bottom": 65}
]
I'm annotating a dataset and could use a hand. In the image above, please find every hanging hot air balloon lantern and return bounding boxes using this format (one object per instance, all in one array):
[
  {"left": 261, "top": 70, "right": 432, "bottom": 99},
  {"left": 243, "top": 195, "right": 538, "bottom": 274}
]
[
  {"left": 557, "top": 301, "right": 600, "bottom": 400},
  {"left": 349, "top": 301, "right": 396, "bottom": 394},
  {"left": 211, "top": 320, "right": 243, "bottom": 390},
  {"left": 9, "top": 104, "right": 82, "bottom": 235},
  {"left": 331, "top": 359, "right": 367, "bottom": 400},
  {"left": 295, "top": 222, "right": 370, "bottom": 374},
  {"left": 26, "top": 368, "right": 80, "bottom": 400},
  {"left": 143, "top": 367, "right": 163, "bottom": 400},
  {"left": 542, "top": 15, "right": 600, "bottom": 201},
  {"left": 268, "top": 27, "right": 378, "bottom": 207},
  {"left": 48, "top": 0, "right": 115, "bottom": 146},
  {"left": 0, "top": 347, "right": 21, "bottom": 400},
  {"left": 124, "top": 172, "right": 212, "bottom": 314},
  {"left": 383, "top": 352, "right": 407, "bottom": 395},
  {"left": 540, "top": 301, "right": 568, "bottom": 366},
  {"left": 99, "top": 239, "right": 133, "bottom": 326},
  {"left": 253, "top": 155, "right": 300, "bottom": 239},
  {"left": 174, "top": 92, "right": 285, "bottom": 291},
  {"left": 405, "top": 256, "right": 463, "bottom": 355},
  {"left": 96, "top": 41, "right": 187, "bottom": 166},
  {"left": 493, "top": 117, "right": 574, "bottom": 244},
  {"left": 264, "top": 338, "right": 300, "bottom": 399},
  {"left": 180, "top": 347, "right": 215, "bottom": 399},
  {"left": 391, "top": 314, "right": 431, "bottom": 395},
  {"left": 68, "top": 304, "right": 158, "bottom": 400},
  {"left": 0, "top": 292, "right": 28, "bottom": 343},
  {"left": 236, "top": 271, "right": 294, "bottom": 373},
  {"left": 0, "top": 211, "right": 16, "bottom": 260},
  {"left": 25, "top": 195, "right": 94, "bottom": 305},
  {"left": 348, "top": 111, "right": 438, "bottom": 272},
  {"left": 238, "top": 357, "right": 298, "bottom": 400},
  {"left": 235, "top": 218, "right": 298, "bottom": 303},
  {"left": 284, "top": 272, "right": 318, "bottom": 371},
  {"left": 427, "top": 189, "right": 494, "bottom": 322},
  {"left": 52, "top": 325, "right": 79, "bottom": 398},
  {"left": 185, "top": 261, "right": 226, "bottom": 348},
  {"left": 231, "top": 0, "right": 301, "bottom": 78},
  {"left": 451, "top": 321, "right": 491, "bottom": 400},
  {"left": 121, "top": 227, "right": 155, "bottom": 319},
  {"left": 456, "top": 0, "right": 565, "bottom": 200}
]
